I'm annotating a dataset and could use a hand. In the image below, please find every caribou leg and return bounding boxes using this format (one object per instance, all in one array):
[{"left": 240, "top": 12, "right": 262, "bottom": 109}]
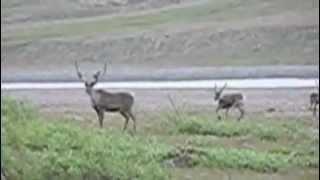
[
  {"left": 235, "top": 102, "right": 245, "bottom": 121},
  {"left": 94, "top": 107, "right": 104, "bottom": 128},
  {"left": 120, "top": 111, "right": 130, "bottom": 132},
  {"left": 309, "top": 102, "right": 315, "bottom": 111},
  {"left": 225, "top": 108, "right": 230, "bottom": 119},
  {"left": 216, "top": 105, "right": 222, "bottom": 120},
  {"left": 128, "top": 110, "right": 137, "bottom": 132},
  {"left": 313, "top": 104, "right": 318, "bottom": 120}
]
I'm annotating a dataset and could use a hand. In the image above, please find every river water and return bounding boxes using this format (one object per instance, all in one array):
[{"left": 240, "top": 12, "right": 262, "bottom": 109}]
[{"left": 1, "top": 78, "right": 319, "bottom": 90}]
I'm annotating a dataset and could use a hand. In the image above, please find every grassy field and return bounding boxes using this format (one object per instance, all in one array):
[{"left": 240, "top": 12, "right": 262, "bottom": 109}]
[{"left": 1, "top": 96, "right": 318, "bottom": 179}]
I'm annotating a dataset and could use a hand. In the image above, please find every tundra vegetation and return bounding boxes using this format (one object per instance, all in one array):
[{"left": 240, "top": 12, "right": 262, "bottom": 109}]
[{"left": 1, "top": 96, "right": 318, "bottom": 180}]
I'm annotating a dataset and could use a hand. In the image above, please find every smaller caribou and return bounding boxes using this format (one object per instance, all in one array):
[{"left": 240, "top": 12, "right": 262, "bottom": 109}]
[
  {"left": 310, "top": 92, "right": 319, "bottom": 119},
  {"left": 75, "top": 61, "right": 136, "bottom": 132},
  {"left": 214, "top": 83, "right": 245, "bottom": 121},
  {"left": 310, "top": 82, "right": 319, "bottom": 119},
  {"left": 309, "top": 81, "right": 319, "bottom": 119}
]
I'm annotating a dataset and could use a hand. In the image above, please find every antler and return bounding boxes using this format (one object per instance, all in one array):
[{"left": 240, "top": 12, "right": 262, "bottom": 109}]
[
  {"left": 93, "top": 62, "right": 107, "bottom": 81},
  {"left": 219, "top": 83, "right": 228, "bottom": 93},
  {"left": 102, "top": 61, "right": 107, "bottom": 76},
  {"left": 75, "top": 61, "right": 84, "bottom": 82}
]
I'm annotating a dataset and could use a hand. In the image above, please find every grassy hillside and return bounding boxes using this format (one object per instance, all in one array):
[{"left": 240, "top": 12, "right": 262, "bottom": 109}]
[
  {"left": 1, "top": 0, "right": 196, "bottom": 25},
  {"left": 3, "top": 0, "right": 316, "bottom": 43},
  {"left": 2, "top": 0, "right": 318, "bottom": 78}
]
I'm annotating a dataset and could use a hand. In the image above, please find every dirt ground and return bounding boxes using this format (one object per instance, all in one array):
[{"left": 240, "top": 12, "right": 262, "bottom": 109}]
[{"left": 3, "top": 88, "right": 318, "bottom": 120}]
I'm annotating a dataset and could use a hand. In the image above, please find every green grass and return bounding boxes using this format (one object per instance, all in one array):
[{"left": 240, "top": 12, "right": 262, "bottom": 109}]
[
  {"left": 163, "top": 145, "right": 317, "bottom": 172},
  {"left": 167, "top": 115, "right": 311, "bottom": 142},
  {"left": 1, "top": 97, "right": 172, "bottom": 180},
  {"left": 3, "top": 0, "right": 315, "bottom": 43},
  {"left": 1, "top": 97, "right": 318, "bottom": 179}
]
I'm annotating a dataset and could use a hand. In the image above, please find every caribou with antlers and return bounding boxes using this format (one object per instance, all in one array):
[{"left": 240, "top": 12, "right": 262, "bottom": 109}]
[
  {"left": 75, "top": 61, "right": 136, "bottom": 131},
  {"left": 214, "top": 83, "right": 245, "bottom": 121}
]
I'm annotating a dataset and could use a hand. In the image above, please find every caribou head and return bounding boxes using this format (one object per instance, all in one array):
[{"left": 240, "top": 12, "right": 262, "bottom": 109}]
[
  {"left": 214, "top": 83, "right": 228, "bottom": 101},
  {"left": 75, "top": 61, "right": 107, "bottom": 94}
]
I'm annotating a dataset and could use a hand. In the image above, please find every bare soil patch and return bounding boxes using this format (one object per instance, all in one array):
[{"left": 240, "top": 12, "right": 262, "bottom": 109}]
[{"left": 2, "top": 88, "right": 317, "bottom": 118}]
